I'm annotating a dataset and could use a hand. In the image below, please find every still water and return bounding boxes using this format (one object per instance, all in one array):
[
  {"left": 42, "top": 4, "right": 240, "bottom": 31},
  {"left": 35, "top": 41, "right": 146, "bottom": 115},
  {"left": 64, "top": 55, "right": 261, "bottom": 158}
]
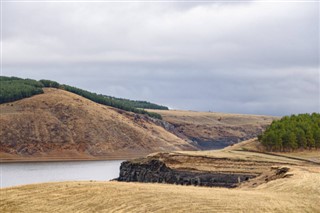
[{"left": 0, "top": 160, "right": 123, "bottom": 188}]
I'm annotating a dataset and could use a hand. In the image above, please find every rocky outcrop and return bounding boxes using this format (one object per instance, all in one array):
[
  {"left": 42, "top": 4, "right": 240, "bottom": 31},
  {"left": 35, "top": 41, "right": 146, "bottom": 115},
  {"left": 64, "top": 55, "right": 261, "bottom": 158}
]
[{"left": 117, "top": 159, "right": 257, "bottom": 188}]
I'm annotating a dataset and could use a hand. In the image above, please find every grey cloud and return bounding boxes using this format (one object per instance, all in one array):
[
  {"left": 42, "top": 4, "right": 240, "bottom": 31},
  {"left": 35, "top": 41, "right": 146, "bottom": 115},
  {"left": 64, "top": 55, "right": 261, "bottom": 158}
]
[{"left": 2, "top": 1, "right": 319, "bottom": 116}]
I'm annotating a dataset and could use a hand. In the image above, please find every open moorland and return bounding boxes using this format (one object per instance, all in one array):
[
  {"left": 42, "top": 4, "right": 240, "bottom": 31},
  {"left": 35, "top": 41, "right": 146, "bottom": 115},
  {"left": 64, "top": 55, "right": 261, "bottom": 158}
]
[{"left": 1, "top": 140, "right": 319, "bottom": 213}]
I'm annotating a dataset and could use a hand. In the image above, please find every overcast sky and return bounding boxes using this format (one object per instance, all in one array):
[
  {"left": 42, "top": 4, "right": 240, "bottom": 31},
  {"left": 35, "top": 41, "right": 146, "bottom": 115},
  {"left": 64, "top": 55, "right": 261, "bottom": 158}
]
[{"left": 1, "top": 0, "right": 319, "bottom": 116}]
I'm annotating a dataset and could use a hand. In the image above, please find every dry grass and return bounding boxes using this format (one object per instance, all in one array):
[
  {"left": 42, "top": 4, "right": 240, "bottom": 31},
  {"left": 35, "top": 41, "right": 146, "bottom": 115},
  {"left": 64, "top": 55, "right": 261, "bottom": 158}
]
[
  {"left": 173, "top": 138, "right": 307, "bottom": 166},
  {"left": 1, "top": 145, "right": 319, "bottom": 213},
  {"left": 147, "top": 150, "right": 305, "bottom": 176},
  {"left": 278, "top": 151, "right": 320, "bottom": 163},
  {"left": 1, "top": 167, "right": 319, "bottom": 213},
  {"left": 0, "top": 89, "right": 194, "bottom": 162},
  {"left": 221, "top": 138, "right": 320, "bottom": 164}
]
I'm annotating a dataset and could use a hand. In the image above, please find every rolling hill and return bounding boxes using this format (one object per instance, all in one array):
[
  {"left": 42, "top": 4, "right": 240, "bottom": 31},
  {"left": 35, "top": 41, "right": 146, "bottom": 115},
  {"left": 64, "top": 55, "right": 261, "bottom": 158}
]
[{"left": 0, "top": 88, "right": 195, "bottom": 161}]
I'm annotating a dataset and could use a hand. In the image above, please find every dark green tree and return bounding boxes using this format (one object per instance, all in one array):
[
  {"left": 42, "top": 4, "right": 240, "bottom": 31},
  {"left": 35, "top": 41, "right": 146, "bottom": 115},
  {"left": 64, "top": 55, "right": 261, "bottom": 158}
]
[{"left": 258, "top": 113, "right": 320, "bottom": 152}]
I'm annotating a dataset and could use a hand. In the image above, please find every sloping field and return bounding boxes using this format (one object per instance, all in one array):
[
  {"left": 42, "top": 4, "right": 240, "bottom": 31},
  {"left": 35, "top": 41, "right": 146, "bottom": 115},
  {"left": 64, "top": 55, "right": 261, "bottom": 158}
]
[{"left": 0, "top": 89, "right": 195, "bottom": 162}]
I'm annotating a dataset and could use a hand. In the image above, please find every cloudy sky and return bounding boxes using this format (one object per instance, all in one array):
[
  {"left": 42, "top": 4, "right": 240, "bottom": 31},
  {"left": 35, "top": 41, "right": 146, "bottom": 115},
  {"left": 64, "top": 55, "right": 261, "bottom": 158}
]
[{"left": 1, "top": 0, "right": 319, "bottom": 116}]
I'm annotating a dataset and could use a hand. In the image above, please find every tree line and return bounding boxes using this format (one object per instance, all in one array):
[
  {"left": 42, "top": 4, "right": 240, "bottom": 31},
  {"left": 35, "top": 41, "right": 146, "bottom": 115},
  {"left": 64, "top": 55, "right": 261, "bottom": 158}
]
[
  {"left": 0, "top": 77, "right": 43, "bottom": 103},
  {"left": 0, "top": 76, "right": 165, "bottom": 119},
  {"left": 258, "top": 113, "right": 320, "bottom": 151},
  {"left": 62, "top": 85, "right": 163, "bottom": 119},
  {"left": 103, "top": 96, "right": 168, "bottom": 110}
]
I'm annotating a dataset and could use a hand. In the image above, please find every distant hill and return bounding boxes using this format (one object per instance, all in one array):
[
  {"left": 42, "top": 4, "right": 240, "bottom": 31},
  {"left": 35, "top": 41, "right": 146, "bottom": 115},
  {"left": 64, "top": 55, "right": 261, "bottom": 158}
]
[
  {"left": 147, "top": 109, "right": 277, "bottom": 150},
  {"left": 0, "top": 88, "right": 195, "bottom": 161},
  {"left": 0, "top": 76, "right": 167, "bottom": 119}
]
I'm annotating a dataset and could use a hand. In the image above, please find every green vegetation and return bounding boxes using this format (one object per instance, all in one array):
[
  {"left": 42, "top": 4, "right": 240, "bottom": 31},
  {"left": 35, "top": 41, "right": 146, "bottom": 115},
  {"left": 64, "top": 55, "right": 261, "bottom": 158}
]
[
  {"left": 258, "top": 113, "right": 320, "bottom": 151},
  {"left": 39, "top": 79, "right": 60, "bottom": 88},
  {"left": 63, "top": 85, "right": 163, "bottom": 119},
  {"left": 0, "top": 76, "right": 43, "bottom": 104},
  {"left": 103, "top": 96, "right": 168, "bottom": 110},
  {"left": 0, "top": 76, "right": 165, "bottom": 119}
]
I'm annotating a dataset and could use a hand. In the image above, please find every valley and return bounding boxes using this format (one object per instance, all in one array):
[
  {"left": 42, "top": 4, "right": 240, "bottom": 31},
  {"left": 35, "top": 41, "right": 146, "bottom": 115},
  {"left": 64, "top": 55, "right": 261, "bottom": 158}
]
[
  {"left": 0, "top": 79, "right": 319, "bottom": 213},
  {"left": 2, "top": 1, "right": 318, "bottom": 212},
  {"left": 0, "top": 88, "right": 276, "bottom": 162}
]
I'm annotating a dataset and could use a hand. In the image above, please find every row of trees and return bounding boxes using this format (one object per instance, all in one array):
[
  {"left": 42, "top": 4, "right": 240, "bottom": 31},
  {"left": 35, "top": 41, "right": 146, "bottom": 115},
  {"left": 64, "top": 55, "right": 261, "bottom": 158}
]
[
  {"left": 103, "top": 96, "right": 168, "bottom": 110},
  {"left": 39, "top": 79, "right": 60, "bottom": 88},
  {"left": 0, "top": 76, "right": 164, "bottom": 119},
  {"left": 258, "top": 113, "right": 320, "bottom": 151},
  {"left": 63, "top": 85, "right": 163, "bottom": 119}
]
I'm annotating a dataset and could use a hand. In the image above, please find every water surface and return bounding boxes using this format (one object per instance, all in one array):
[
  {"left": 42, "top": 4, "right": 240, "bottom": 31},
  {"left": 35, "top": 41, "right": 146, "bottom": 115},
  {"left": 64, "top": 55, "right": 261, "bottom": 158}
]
[{"left": 0, "top": 160, "right": 123, "bottom": 188}]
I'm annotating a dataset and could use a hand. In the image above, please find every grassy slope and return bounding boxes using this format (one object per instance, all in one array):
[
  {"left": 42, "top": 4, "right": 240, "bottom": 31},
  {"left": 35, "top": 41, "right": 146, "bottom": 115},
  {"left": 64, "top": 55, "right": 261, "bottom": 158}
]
[
  {"left": 0, "top": 88, "right": 195, "bottom": 161},
  {"left": 1, "top": 147, "right": 319, "bottom": 213}
]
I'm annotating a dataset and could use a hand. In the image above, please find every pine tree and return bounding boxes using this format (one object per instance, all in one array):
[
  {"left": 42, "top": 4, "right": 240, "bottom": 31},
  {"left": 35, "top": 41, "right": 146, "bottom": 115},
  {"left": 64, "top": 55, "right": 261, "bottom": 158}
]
[{"left": 259, "top": 113, "right": 320, "bottom": 152}]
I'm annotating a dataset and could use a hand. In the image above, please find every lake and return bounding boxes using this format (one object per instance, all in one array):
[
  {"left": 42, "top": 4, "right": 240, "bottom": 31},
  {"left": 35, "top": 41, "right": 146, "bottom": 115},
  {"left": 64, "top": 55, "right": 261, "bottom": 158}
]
[{"left": 0, "top": 160, "right": 123, "bottom": 188}]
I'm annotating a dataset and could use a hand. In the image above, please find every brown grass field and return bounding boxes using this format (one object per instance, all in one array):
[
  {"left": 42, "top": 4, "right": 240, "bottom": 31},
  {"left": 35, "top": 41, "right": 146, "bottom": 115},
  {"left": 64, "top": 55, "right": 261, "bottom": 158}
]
[
  {"left": 1, "top": 173, "right": 319, "bottom": 213},
  {"left": 1, "top": 142, "right": 319, "bottom": 213}
]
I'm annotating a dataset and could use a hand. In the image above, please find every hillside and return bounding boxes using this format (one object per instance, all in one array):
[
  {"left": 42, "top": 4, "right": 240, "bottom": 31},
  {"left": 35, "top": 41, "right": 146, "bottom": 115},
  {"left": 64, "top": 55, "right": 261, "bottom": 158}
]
[
  {"left": 1, "top": 142, "right": 319, "bottom": 212},
  {"left": 148, "top": 110, "right": 277, "bottom": 149},
  {"left": 0, "top": 88, "right": 195, "bottom": 161},
  {"left": 0, "top": 76, "right": 166, "bottom": 119}
]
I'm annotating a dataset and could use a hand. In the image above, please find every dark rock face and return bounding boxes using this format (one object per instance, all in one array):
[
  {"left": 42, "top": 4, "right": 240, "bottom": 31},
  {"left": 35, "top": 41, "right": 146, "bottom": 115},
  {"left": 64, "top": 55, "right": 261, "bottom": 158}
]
[{"left": 117, "top": 159, "right": 257, "bottom": 188}]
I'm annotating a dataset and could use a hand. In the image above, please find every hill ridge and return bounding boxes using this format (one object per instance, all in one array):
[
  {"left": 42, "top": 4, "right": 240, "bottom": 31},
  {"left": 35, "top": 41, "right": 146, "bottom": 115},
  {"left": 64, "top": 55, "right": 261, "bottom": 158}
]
[
  {"left": 0, "top": 76, "right": 167, "bottom": 119},
  {"left": 0, "top": 88, "right": 195, "bottom": 161}
]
